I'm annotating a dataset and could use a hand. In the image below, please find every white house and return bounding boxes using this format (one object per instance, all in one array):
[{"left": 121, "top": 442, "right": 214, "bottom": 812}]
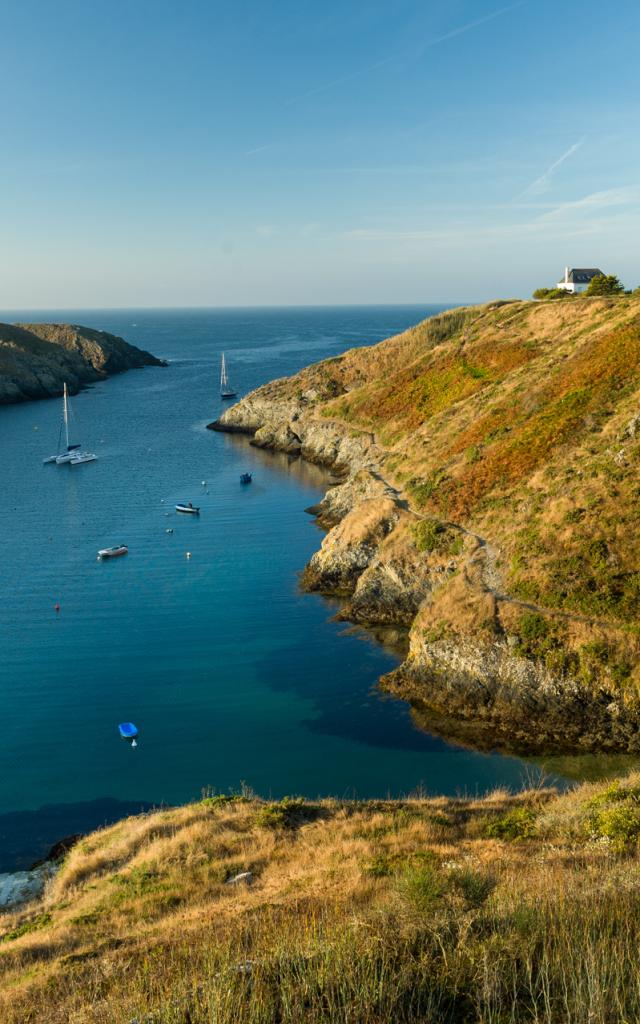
[{"left": 556, "top": 267, "right": 604, "bottom": 294}]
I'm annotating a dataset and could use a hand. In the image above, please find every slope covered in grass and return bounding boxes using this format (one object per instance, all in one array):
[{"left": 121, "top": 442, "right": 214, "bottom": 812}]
[
  {"left": 4, "top": 776, "right": 640, "bottom": 1022},
  {"left": 213, "top": 294, "right": 640, "bottom": 751}
]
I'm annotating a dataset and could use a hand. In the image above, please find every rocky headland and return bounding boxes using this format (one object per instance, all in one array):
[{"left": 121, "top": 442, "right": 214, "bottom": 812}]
[
  {"left": 211, "top": 297, "right": 640, "bottom": 754},
  {"left": 0, "top": 321, "right": 165, "bottom": 404}
]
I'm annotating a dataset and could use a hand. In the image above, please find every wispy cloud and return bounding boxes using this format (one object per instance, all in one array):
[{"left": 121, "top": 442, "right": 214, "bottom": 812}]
[
  {"left": 285, "top": 1, "right": 526, "bottom": 106},
  {"left": 520, "top": 138, "right": 585, "bottom": 196},
  {"left": 339, "top": 185, "right": 640, "bottom": 247},
  {"left": 285, "top": 55, "right": 395, "bottom": 107},
  {"left": 416, "top": 0, "right": 526, "bottom": 54},
  {"left": 245, "top": 143, "right": 276, "bottom": 157},
  {"left": 539, "top": 184, "right": 640, "bottom": 219}
]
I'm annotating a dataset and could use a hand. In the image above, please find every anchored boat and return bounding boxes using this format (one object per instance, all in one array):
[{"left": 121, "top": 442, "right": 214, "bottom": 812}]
[
  {"left": 220, "top": 352, "right": 236, "bottom": 399},
  {"left": 118, "top": 722, "right": 138, "bottom": 747},
  {"left": 240, "top": 472, "right": 252, "bottom": 484},
  {"left": 43, "top": 383, "right": 97, "bottom": 465},
  {"left": 98, "top": 545, "right": 128, "bottom": 559},
  {"left": 176, "top": 502, "right": 200, "bottom": 514}
]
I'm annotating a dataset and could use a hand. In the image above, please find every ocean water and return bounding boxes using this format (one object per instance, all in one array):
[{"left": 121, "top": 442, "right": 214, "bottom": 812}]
[{"left": 0, "top": 306, "right": 560, "bottom": 869}]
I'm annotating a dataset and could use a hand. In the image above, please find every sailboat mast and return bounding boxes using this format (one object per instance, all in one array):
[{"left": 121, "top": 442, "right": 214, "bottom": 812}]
[
  {"left": 221, "top": 353, "right": 226, "bottom": 390},
  {"left": 63, "top": 383, "right": 70, "bottom": 450}
]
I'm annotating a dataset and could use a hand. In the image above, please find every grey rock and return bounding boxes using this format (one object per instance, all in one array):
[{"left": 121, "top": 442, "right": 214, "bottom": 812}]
[{"left": 225, "top": 871, "right": 253, "bottom": 886}]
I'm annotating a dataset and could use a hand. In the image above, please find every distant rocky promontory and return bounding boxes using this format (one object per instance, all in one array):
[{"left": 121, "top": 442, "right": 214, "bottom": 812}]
[{"left": 0, "top": 321, "right": 165, "bottom": 404}]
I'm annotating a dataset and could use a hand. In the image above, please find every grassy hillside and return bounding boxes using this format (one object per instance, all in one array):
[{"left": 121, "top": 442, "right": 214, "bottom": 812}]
[
  {"left": 219, "top": 295, "right": 640, "bottom": 726},
  {"left": 4, "top": 776, "right": 640, "bottom": 1022}
]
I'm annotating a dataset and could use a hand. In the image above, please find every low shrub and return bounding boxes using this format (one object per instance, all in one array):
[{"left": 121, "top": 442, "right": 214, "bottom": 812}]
[
  {"left": 256, "top": 796, "right": 311, "bottom": 830},
  {"left": 588, "top": 804, "right": 640, "bottom": 850},
  {"left": 449, "top": 868, "right": 495, "bottom": 907},
  {"left": 484, "top": 807, "right": 537, "bottom": 841},
  {"left": 396, "top": 859, "right": 444, "bottom": 912},
  {"left": 412, "top": 519, "right": 463, "bottom": 556},
  {"left": 1, "top": 913, "right": 52, "bottom": 944}
]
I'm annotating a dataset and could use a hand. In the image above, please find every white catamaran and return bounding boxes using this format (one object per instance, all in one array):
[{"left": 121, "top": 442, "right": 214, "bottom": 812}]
[
  {"left": 43, "top": 383, "right": 97, "bottom": 465},
  {"left": 220, "top": 353, "right": 236, "bottom": 399}
]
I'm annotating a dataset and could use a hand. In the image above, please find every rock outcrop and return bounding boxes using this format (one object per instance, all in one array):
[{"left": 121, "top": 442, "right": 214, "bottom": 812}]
[{"left": 0, "top": 322, "right": 165, "bottom": 404}]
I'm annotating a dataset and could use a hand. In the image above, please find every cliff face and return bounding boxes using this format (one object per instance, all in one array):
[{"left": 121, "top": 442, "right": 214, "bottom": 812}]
[
  {"left": 210, "top": 297, "right": 640, "bottom": 754},
  {"left": 0, "top": 322, "right": 165, "bottom": 404}
]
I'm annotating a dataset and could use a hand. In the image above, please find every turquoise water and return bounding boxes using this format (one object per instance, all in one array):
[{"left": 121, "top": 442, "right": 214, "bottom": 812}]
[{"left": 1, "top": 306, "right": 537, "bottom": 868}]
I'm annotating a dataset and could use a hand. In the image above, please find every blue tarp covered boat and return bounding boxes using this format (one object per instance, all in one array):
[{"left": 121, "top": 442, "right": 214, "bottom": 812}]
[{"left": 118, "top": 722, "right": 138, "bottom": 745}]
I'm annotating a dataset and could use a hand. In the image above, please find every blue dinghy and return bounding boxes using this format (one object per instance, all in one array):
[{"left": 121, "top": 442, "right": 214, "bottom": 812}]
[{"left": 118, "top": 722, "right": 138, "bottom": 747}]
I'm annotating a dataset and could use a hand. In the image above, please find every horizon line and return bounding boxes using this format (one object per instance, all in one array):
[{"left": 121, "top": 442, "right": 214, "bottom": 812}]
[{"left": 0, "top": 298, "right": 500, "bottom": 315}]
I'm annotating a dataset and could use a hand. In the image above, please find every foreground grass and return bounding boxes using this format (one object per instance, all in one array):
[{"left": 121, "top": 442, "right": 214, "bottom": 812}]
[{"left": 4, "top": 775, "right": 640, "bottom": 1022}]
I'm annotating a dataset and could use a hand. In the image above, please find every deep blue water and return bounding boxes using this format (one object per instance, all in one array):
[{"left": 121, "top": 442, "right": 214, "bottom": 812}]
[{"left": 0, "top": 306, "right": 551, "bottom": 869}]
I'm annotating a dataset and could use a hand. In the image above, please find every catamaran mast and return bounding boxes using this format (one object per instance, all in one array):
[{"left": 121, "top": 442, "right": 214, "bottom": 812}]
[{"left": 63, "top": 383, "right": 70, "bottom": 450}]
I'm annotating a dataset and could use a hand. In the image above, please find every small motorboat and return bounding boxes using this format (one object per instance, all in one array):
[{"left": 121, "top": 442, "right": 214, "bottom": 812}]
[
  {"left": 98, "top": 545, "right": 128, "bottom": 559},
  {"left": 118, "top": 722, "right": 138, "bottom": 747},
  {"left": 240, "top": 473, "right": 252, "bottom": 484},
  {"left": 176, "top": 502, "right": 200, "bottom": 514}
]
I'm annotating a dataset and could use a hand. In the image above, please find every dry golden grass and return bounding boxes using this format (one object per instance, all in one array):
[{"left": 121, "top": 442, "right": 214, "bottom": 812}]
[
  {"left": 279, "top": 295, "right": 640, "bottom": 695},
  {"left": 4, "top": 776, "right": 640, "bottom": 1022}
]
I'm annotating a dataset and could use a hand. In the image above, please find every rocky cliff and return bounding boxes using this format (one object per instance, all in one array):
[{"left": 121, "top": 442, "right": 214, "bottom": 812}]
[
  {"left": 210, "top": 297, "right": 640, "bottom": 754},
  {"left": 0, "top": 322, "right": 165, "bottom": 404}
]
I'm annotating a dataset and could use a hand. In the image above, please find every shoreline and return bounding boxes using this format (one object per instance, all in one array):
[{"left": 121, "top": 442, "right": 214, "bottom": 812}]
[{"left": 207, "top": 301, "right": 640, "bottom": 757}]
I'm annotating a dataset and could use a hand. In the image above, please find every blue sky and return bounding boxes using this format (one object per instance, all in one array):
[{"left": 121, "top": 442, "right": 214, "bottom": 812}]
[{"left": 1, "top": 0, "right": 639, "bottom": 307}]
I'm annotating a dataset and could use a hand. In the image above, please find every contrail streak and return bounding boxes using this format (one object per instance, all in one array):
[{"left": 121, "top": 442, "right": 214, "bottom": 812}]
[
  {"left": 285, "top": 2, "right": 526, "bottom": 106},
  {"left": 521, "top": 138, "right": 586, "bottom": 196}
]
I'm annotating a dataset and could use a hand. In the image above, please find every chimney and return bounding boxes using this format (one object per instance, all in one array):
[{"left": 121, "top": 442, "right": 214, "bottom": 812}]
[{"left": 565, "top": 266, "right": 569, "bottom": 283}]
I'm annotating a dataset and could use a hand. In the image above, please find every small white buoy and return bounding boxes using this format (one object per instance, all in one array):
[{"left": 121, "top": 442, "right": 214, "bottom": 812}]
[
  {"left": 201, "top": 480, "right": 206, "bottom": 486},
  {"left": 160, "top": 499, "right": 165, "bottom": 503},
  {"left": 186, "top": 551, "right": 192, "bottom": 559}
]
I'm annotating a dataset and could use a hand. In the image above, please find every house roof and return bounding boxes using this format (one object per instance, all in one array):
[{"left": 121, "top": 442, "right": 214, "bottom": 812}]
[{"left": 561, "top": 268, "right": 604, "bottom": 283}]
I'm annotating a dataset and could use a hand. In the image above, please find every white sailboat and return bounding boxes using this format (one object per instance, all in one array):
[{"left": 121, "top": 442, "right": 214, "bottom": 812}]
[
  {"left": 43, "top": 383, "right": 97, "bottom": 465},
  {"left": 220, "top": 353, "right": 236, "bottom": 399}
]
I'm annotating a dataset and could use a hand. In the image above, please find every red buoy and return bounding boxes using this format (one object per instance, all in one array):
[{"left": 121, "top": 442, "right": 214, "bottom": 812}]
[{"left": 54, "top": 603, "right": 61, "bottom": 613}]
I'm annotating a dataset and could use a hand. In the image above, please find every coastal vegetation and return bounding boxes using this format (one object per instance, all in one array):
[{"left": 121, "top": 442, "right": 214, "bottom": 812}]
[
  {"left": 4, "top": 774, "right": 640, "bottom": 1022},
  {"left": 532, "top": 274, "right": 627, "bottom": 298},
  {"left": 213, "top": 294, "right": 640, "bottom": 752}
]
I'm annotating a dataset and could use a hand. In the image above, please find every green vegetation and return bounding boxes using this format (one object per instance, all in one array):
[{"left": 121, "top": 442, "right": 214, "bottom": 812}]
[
  {"left": 255, "top": 795, "right": 313, "bottom": 829},
  {"left": 532, "top": 286, "right": 574, "bottom": 300},
  {"left": 411, "top": 518, "right": 463, "bottom": 555},
  {"left": 483, "top": 806, "right": 537, "bottom": 840},
  {"left": 0, "top": 913, "right": 51, "bottom": 944},
  {"left": 585, "top": 273, "right": 625, "bottom": 296}
]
